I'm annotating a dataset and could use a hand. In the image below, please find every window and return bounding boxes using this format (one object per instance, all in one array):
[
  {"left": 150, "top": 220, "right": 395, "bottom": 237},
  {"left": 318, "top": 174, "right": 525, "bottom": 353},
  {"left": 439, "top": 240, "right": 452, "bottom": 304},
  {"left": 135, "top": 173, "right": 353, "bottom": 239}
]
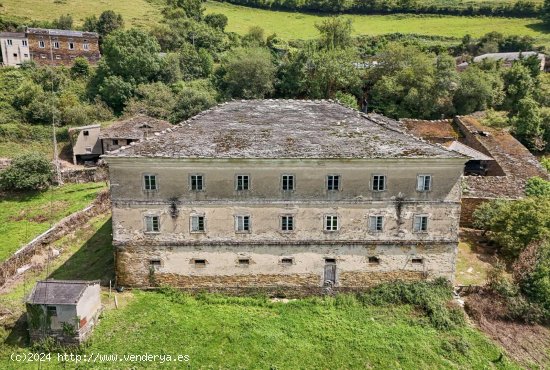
[
  {"left": 149, "top": 259, "right": 161, "bottom": 269},
  {"left": 39, "top": 40, "right": 45, "bottom": 48},
  {"left": 325, "top": 215, "right": 338, "bottom": 231},
  {"left": 112, "top": 139, "right": 119, "bottom": 145},
  {"left": 145, "top": 215, "right": 160, "bottom": 232},
  {"left": 281, "top": 257, "right": 294, "bottom": 265},
  {"left": 368, "top": 256, "right": 380, "bottom": 265},
  {"left": 235, "top": 215, "right": 250, "bottom": 232},
  {"left": 281, "top": 215, "right": 294, "bottom": 231},
  {"left": 46, "top": 306, "right": 57, "bottom": 316},
  {"left": 7, "top": 39, "right": 12, "bottom": 46},
  {"left": 22, "top": 40, "right": 27, "bottom": 46},
  {"left": 13, "top": 53, "right": 17, "bottom": 58},
  {"left": 369, "top": 215, "right": 383, "bottom": 232},
  {"left": 85, "top": 146, "right": 92, "bottom": 153},
  {"left": 325, "top": 258, "right": 336, "bottom": 264},
  {"left": 53, "top": 41, "right": 60, "bottom": 49},
  {"left": 190, "top": 174, "right": 204, "bottom": 191},
  {"left": 413, "top": 215, "right": 428, "bottom": 233},
  {"left": 236, "top": 175, "right": 249, "bottom": 191},
  {"left": 68, "top": 42, "right": 75, "bottom": 50},
  {"left": 144, "top": 175, "right": 157, "bottom": 191},
  {"left": 282, "top": 174, "right": 294, "bottom": 191},
  {"left": 190, "top": 215, "right": 205, "bottom": 232},
  {"left": 412, "top": 257, "right": 424, "bottom": 264},
  {"left": 83, "top": 130, "right": 89, "bottom": 136},
  {"left": 372, "top": 175, "right": 386, "bottom": 191},
  {"left": 193, "top": 259, "right": 206, "bottom": 267},
  {"left": 238, "top": 258, "right": 250, "bottom": 266},
  {"left": 327, "top": 175, "right": 340, "bottom": 191},
  {"left": 40, "top": 54, "right": 46, "bottom": 59},
  {"left": 55, "top": 55, "right": 61, "bottom": 60},
  {"left": 83, "top": 43, "right": 89, "bottom": 50},
  {"left": 24, "top": 54, "right": 29, "bottom": 58},
  {"left": 417, "top": 175, "right": 432, "bottom": 192}
]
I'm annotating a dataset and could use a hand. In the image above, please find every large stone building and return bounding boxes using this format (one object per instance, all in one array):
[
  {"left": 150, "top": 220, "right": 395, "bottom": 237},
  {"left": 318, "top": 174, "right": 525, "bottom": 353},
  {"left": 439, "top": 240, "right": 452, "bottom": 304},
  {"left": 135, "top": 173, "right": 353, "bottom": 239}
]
[
  {"left": 0, "top": 28, "right": 100, "bottom": 67},
  {"left": 104, "top": 100, "right": 467, "bottom": 292}
]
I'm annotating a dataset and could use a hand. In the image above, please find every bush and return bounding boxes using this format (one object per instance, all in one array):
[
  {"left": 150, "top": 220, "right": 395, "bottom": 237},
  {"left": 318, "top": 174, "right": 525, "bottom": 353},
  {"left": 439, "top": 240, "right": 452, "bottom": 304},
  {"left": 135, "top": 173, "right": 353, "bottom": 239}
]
[
  {"left": 525, "top": 177, "right": 550, "bottom": 197},
  {"left": 0, "top": 152, "right": 53, "bottom": 191},
  {"left": 358, "top": 278, "right": 464, "bottom": 330}
]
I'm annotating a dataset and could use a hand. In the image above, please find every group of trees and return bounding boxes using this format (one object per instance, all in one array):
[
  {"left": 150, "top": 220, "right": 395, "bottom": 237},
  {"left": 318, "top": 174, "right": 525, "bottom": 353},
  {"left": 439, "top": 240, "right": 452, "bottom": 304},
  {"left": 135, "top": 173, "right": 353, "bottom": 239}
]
[
  {"left": 473, "top": 180, "right": 550, "bottom": 323},
  {"left": 220, "top": 0, "right": 541, "bottom": 18}
]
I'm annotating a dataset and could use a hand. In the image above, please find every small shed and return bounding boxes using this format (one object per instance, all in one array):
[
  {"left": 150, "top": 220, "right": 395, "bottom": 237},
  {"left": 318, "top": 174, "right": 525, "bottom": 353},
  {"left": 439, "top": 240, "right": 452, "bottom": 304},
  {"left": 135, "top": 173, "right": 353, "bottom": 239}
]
[
  {"left": 99, "top": 115, "right": 172, "bottom": 153},
  {"left": 68, "top": 124, "right": 102, "bottom": 165},
  {"left": 26, "top": 280, "right": 101, "bottom": 345}
]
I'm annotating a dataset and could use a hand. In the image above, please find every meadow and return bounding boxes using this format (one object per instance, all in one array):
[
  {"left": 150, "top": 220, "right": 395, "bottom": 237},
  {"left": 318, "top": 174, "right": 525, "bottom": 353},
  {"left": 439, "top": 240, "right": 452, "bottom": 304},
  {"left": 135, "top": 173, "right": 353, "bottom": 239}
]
[
  {"left": 204, "top": 1, "right": 550, "bottom": 46},
  {"left": 0, "top": 182, "right": 106, "bottom": 261}
]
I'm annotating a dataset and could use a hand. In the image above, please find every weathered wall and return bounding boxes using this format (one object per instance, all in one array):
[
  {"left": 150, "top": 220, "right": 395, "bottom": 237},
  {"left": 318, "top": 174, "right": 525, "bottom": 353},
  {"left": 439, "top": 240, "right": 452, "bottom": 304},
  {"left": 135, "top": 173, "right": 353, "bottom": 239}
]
[
  {"left": 460, "top": 197, "right": 490, "bottom": 228},
  {"left": 116, "top": 243, "right": 457, "bottom": 288},
  {"left": 27, "top": 33, "right": 100, "bottom": 66}
]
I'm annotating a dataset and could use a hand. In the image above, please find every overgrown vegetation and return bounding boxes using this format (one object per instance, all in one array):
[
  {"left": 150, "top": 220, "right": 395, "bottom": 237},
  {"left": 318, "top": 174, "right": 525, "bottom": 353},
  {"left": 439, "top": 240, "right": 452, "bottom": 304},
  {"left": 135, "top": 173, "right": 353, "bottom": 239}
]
[{"left": 0, "top": 153, "right": 52, "bottom": 191}]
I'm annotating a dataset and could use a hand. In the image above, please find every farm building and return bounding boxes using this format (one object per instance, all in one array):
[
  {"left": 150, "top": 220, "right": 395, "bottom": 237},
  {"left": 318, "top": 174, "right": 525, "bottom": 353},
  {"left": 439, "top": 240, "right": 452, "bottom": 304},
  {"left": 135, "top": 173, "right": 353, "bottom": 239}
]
[
  {"left": 0, "top": 28, "right": 100, "bottom": 67},
  {"left": 26, "top": 280, "right": 101, "bottom": 345},
  {"left": 104, "top": 100, "right": 467, "bottom": 293},
  {"left": 68, "top": 124, "right": 102, "bottom": 165},
  {"left": 99, "top": 115, "right": 172, "bottom": 153},
  {"left": 472, "top": 51, "right": 546, "bottom": 71}
]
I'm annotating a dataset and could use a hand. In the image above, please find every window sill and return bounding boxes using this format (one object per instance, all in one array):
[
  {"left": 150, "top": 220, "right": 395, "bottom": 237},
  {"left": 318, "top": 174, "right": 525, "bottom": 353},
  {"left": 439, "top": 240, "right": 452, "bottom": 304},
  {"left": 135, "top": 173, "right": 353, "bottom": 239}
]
[
  {"left": 323, "top": 230, "right": 339, "bottom": 233},
  {"left": 235, "top": 231, "right": 251, "bottom": 234},
  {"left": 144, "top": 231, "right": 160, "bottom": 235},
  {"left": 190, "top": 231, "right": 206, "bottom": 234}
]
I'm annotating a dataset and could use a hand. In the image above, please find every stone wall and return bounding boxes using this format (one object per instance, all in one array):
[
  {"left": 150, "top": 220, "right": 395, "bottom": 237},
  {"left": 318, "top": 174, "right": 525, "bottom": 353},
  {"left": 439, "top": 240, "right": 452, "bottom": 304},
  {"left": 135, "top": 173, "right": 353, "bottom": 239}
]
[{"left": 60, "top": 167, "right": 108, "bottom": 184}]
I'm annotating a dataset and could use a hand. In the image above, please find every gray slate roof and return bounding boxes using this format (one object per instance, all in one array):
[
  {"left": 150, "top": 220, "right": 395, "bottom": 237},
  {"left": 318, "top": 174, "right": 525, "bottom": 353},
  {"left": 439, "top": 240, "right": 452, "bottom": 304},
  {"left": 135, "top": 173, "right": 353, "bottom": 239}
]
[
  {"left": 99, "top": 115, "right": 172, "bottom": 140},
  {"left": 446, "top": 141, "right": 494, "bottom": 161},
  {"left": 26, "top": 280, "right": 99, "bottom": 305},
  {"left": 473, "top": 52, "right": 544, "bottom": 63},
  {"left": 26, "top": 28, "right": 98, "bottom": 38},
  {"left": 105, "top": 100, "right": 463, "bottom": 160}
]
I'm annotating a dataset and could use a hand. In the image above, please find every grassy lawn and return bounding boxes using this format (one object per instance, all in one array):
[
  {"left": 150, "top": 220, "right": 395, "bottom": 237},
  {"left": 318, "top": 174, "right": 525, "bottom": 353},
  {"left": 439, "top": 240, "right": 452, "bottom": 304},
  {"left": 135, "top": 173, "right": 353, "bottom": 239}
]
[
  {"left": 0, "top": 0, "right": 164, "bottom": 28},
  {"left": 0, "top": 182, "right": 106, "bottom": 261},
  {"left": 204, "top": 1, "right": 550, "bottom": 47}
]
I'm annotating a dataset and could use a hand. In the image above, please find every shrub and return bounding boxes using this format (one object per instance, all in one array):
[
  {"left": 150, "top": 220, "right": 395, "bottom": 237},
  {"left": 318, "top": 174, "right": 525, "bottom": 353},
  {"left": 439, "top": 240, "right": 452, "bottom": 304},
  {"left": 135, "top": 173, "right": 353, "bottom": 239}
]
[
  {"left": 525, "top": 177, "right": 550, "bottom": 197},
  {"left": 0, "top": 152, "right": 53, "bottom": 191}
]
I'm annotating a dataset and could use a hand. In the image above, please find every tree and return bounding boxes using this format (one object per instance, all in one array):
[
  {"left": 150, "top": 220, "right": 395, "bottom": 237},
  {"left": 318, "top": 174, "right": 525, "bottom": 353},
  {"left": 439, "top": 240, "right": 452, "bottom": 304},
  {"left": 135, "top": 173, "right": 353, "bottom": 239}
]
[
  {"left": 315, "top": 17, "right": 353, "bottom": 50},
  {"left": 0, "top": 153, "right": 53, "bottom": 191},
  {"left": 543, "top": 0, "right": 550, "bottom": 25},
  {"left": 172, "top": 84, "right": 217, "bottom": 122},
  {"left": 204, "top": 13, "right": 228, "bottom": 31},
  {"left": 98, "top": 75, "right": 134, "bottom": 113},
  {"left": 525, "top": 177, "right": 550, "bottom": 197},
  {"left": 335, "top": 91, "right": 358, "bottom": 110},
  {"left": 167, "top": 0, "right": 204, "bottom": 20},
  {"left": 53, "top": 14, "right": 73, "bottom": 30},
  {"left": 473, "top": 198, "right": 550, "bottom": 259},
  {"left": 217, "top": 47, "right": 275, "bottom": 99},
  {"left": 97, "top": 10, "right": 124, "bottom": 37},
  {"left": 178, "top": 43, "right": 213, "bottom": 80},
  {"left": 501, "top": 63, "right": 535, "bottom": 112},
  {"left": 511, "top": 97, "right": 544, "bottom": 151},
  {"left": 101, "top": 29, "right": 161, "bottom": 84},
  {"left": 453, "top": 66, "right": 503, "bottom": 115},
  {"left": 124, "top": 82, "right": 177, "bottom": 121},
  {"left": 71, "top": 57, "right": 90, "bottom": 78},
  {"left": 242, "top": 26, "right": 265, "bottom": 47}
]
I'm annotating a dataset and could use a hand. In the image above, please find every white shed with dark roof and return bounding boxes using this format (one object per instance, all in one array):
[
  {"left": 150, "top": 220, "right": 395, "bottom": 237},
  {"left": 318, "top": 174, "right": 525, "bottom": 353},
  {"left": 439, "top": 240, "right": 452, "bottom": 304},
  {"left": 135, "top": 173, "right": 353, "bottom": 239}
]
[{"left": 26, "top": 280, "right": 101, "bottom": 344}]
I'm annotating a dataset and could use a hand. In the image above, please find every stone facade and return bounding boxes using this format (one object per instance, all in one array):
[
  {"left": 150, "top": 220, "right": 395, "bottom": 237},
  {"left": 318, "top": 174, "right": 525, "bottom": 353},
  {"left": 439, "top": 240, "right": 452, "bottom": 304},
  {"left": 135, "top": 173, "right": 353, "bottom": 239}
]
[
  {"left": 26, "top": 28, "right": 100, "bottom": 66},
  {"left": 0, "top": 32, "right": 31, "bottom": 66},
  {"left": 104, "top": 100, "right": 467, "bottom": 292}
]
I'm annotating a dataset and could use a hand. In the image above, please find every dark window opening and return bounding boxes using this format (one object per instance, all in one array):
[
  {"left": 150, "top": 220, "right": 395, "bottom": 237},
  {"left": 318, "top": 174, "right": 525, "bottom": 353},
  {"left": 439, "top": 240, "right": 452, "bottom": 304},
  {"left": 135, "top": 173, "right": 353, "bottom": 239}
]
[
  {"left": 112, "top": 139, "right": 119, "bottom": 145},
  {"left": 281, "top": 215, "right": 294, "bottom": 231},
  {"left": 412, "top": 258, "right": 423, "bottom": 264},
  {"left": 46, "top": 306, "right": 57, "bottom": 316},
  {"left": 83, "top": 130, "right": 89, "bottom": 136},
  {"left": 281, "top": 258, "right": 294, "bottom": 265},
  {"left": 372, "top": 175, "right": 386, "bottom": 191},
  {"left": 282, "top": 174, "right": 294, "bottom": 191},
  {"left": 236, "top": 175, "right": 249, "bottom": 191},
  {"left": 238, "top": 258, "right": 250, "bottom": 266},
  {"left": 194, "top": 259, "right": 206, "bottom": 267},
  {"left": 191, "top": 175, "right": 204, "bottom": 191},
  {"left": 368, "top": 256, "right": 380, "bottom": 264},
  {"left": 327, "top": 175, "right": 340, "bottom": 191},
  {"left": 191, "top": 215, "right": 205, "bottom": 232},
  {"left": 150, "top": 259, "right": 161, "bottom": 267},
  {"left": 325, "top": 258, "right": 336, "bottom": 264}
]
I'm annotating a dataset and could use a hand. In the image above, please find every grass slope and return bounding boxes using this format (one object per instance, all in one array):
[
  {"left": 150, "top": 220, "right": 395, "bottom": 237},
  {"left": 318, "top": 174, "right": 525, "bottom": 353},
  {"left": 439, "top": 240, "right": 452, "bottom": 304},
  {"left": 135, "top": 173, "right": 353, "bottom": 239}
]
[
  {"left": 0, "top": 183, "right": 106, "bottom": 261},
  {"left": 0, "top": 0, "right": 164, "bottom": 28},
  {"left": 204, "top": 1, "right": 550, "bottom": 46}
]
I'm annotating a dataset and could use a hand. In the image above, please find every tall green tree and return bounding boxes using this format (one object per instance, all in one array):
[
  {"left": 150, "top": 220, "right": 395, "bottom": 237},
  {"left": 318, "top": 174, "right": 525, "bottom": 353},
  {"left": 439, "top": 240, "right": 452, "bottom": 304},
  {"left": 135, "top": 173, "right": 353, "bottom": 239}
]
[
  {"left": 315, "top": 17, "right": 353, "bottom": 50},
  {"left": 216, "top": 47, "right": 276, "bottom": 99},
  {"left": 512, "top": 97, "right": 544, "bottom": 151}
]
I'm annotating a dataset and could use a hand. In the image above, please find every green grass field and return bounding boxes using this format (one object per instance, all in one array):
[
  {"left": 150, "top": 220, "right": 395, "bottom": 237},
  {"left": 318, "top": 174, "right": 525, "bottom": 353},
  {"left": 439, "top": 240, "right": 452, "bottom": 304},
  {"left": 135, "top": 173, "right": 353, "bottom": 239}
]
[
  {"left": 0, "top": 0, "right": 164, "bottom": 28},
  {"left": 0, "top": 183, "right": 106, "bottom": 261},
  {"left": 204, "top": 2, "right": 550, "bottom": 46}
]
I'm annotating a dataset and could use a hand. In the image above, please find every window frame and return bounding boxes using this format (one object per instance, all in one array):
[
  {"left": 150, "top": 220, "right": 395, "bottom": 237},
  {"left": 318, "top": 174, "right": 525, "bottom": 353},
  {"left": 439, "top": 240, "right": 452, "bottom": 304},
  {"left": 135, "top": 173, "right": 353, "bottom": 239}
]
[
  {"left": 281, "top": 174, "right": 295, "bottom": 192},
  {"left": 326, "top": 174, "right": 341, "bottom": 191},
  {"left": 7, "top": 39, "right": 12, "bottom": 46},
  {"left": 190, "top": 214, "right": 205, "bottom": 233},
  {"left": 144, "top": 215, "right": 160, "bottom": 233},
  {"left": 68, "top": 41, "right": 75, "bottom": 50},
  {"left": 38, "top": 40, "right": 45, "bottom": 48},
  {"left": 235, "top": 174, "right": 250, "bottom": 191},
  {"left": 189, "top": 174, "right": 205, "bottom": 192},
  {"left": 368, "top": 215, "right": 384, "bottom": 232},
  {"left": 324, "top": 214, "right": 339, "bottom": 232},
  {"left": 22, "top": 40, "right": 28, "bottom": 47},
  {"left": 280, "top": 257, "right": 294, "bottom": 266},
  {"left": 280, "top": 215, "right": 295, "bottom": 232},
  {"left": 143, "top": 174, "right": 158, "bottom": 191},
  {"left": 416, "top": 174, "right": 432, "bottom": 192},
  {"left": 235, "top": 215, "right": 251, "bottom": 233},
  {"left": 53, "top": 41, "right": 60, "bottom": 49},
  {"left": 372, "top": 174, "right": 387, "bottom": 192},
  {"left": 413, "top": 214, "right": 429, "bottom": 233}
]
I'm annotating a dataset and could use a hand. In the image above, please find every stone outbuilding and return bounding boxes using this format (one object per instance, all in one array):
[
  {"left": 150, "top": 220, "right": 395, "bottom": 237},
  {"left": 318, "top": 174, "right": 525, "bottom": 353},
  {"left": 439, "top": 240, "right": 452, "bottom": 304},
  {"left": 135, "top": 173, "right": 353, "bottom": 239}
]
[
  {"left": 99, "top": 115, "right": 172, "bottom": 153},
  {"left": 26, "top": 280, "right": 101, "bottom": 345},
  {"left": 68, "top": 124, "right": 102, "bottom": 165}
]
